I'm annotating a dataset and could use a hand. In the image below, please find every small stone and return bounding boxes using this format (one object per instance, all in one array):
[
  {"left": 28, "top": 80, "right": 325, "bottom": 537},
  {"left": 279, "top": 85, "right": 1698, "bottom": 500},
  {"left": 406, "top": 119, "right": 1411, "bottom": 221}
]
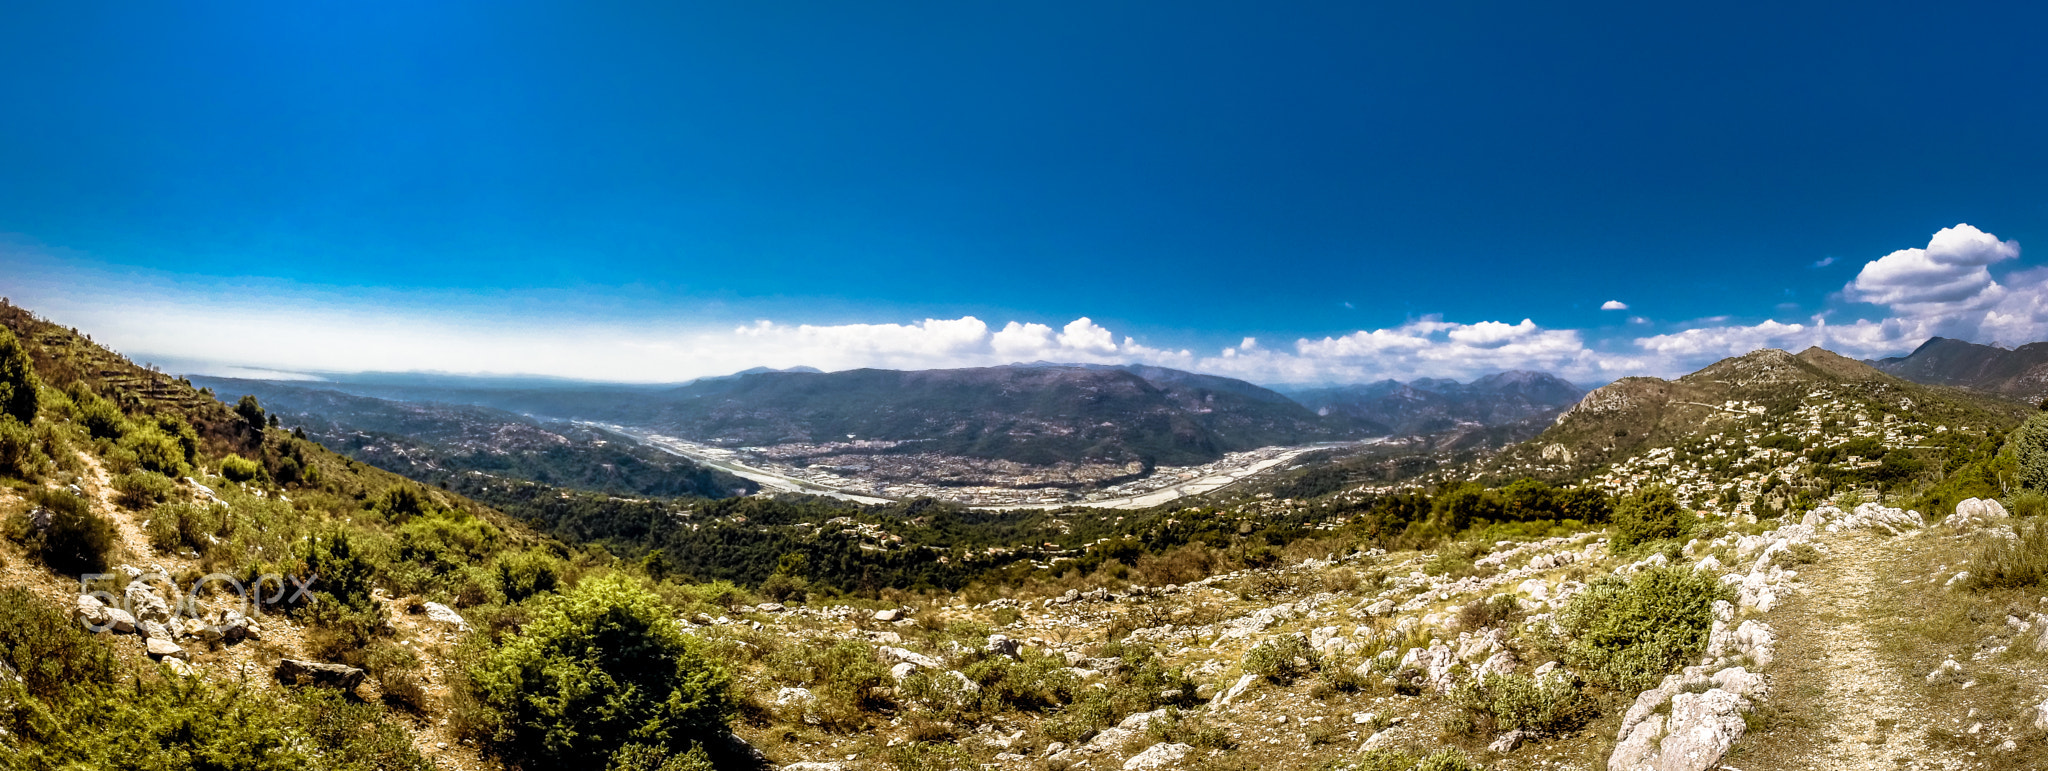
[
  {"left": 146, "top": 637, "right": 187, "bottom": 660},
  {"left": 873, "top": 609, "right": 904, "bottom": 622}
]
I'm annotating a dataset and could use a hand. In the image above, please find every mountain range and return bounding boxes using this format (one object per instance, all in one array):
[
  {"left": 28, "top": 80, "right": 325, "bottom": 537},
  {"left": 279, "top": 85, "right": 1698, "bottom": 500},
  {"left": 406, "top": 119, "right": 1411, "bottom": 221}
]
[
  {"left": 199, "top": 364, "right": 1592, "bottom": 474},
  {"left": 1868, "top": 337, "right": 2048, "bottom": 401},
  {"left": 1281, "top": 370, "right": 1587, "bottom": 435}
]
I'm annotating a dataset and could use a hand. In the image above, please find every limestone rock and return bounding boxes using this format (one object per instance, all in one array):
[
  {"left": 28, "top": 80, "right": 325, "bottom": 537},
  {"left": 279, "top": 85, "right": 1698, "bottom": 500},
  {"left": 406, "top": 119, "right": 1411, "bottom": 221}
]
[
  {"left": 1489, "top": 729, "right": 1529, "bottom": 752},
  {"left": 102, "top": 607, "right": 137, "bottom": 634},
  {"left": 276, "top": 659, "right": 367, "bottom": 690},
  {"left": 1212, "top": 673, "right": 1257, "bottom": 706},
  {"left": 1926, "top": 658, "right": 1965, "bottom": 685},
  {"left": 878, "top": 646, "right": 942, "bottom": 670},
  {"left": 1946, "top": 498, "right": 2010, "bottom": 530},
  {"left": 1122, "top": 742, "right": 1192, "bottom": 770},
  {"left": 774, "top": 686, "right": 814, "bottom": 706},
  {"left": 873, "top": 609, "right": 904, "bottom": 622},
  {"left": 986, "top": 634, "right": 1022, "bottom": 660},
  {"left": 162, "top": 657, "right": 196, "bottom": 677},
  {"left": 145, "top": 637, "right": 187, "bottom": 660},
  {"left": 421, "top": 602, "right": 469, "bottom": 631},
  {"left": 124, "top": 581, "right": 171, "bottom": 623},
  {"left": 75, "top": 594, "right": 110, "bottom": 628}
]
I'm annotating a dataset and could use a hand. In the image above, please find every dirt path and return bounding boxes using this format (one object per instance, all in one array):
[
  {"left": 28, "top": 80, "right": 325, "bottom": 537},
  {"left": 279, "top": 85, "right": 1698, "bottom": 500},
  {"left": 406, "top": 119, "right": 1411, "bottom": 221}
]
[
  {"left": 1729, "top": 530, "right": 1968, "bottom": 771},
  {"left": 71, "top": 452, "right": 170, "bottom": 569}
]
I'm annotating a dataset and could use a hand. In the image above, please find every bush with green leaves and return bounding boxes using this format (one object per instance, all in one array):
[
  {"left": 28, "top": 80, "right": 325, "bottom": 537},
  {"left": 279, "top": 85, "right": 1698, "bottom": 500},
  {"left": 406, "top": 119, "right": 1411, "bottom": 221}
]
[
  {"left": 1041, "top": 643, "right": 1193, "bottom": 743},
  {"left": 295, "top": 527, "right": 384, "bottom": 613},
  {"left": 1446, "top": 672, "right": 1594, "bottom": 738},
  {"left": 768, "top": 638, "right": 893, "bottom": 728},
  {"left": 1244, "top": 633, "right": 1321, "bottom": 683},
  {"left": 496, "top": 549, "right": 565, "bottom": 602},
  {"left": 220, "top": 452, "right": 265, "bottom": 483},
  {"left": 0, "top": 416, "right": 46, "bottom": 479},
  {"left": 112, "top": 469, "right": 179, "bottom": 508},
  {"left": 114, "top": 422, "right": 189, "bottom": 477},
  {"left": 1339, "top": 748, "right": 1487, "bottom": 771},
  {"left": 0, "top": 327, "right": 39, "bottom": 425},
  {"left": 1611, "top": 487, "right": 1692, "bottom": 549},
  {"left": 467, "top": 574, "right": 734, "bottom": 769},
  {"left": 144, "top": 502, "right": 222, "bottom": 555},
  {"left": 71, "top": 388, "right": 127, "bottom": 440},
  {"left": 2014, "top": 411, "right": 2048, "bottom": 492},
  {"left": 1553, "top": 565, "right": 1728, "bottom": 691},
  {"left": 14, "top": 488, "right": 116, "bottom": 575}
]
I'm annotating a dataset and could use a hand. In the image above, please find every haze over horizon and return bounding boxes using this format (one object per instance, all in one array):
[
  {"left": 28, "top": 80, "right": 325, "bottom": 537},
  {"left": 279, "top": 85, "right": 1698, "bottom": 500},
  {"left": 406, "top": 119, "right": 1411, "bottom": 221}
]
[{"left": 4, "top": 3, "right": 2047, "bottom": 384}]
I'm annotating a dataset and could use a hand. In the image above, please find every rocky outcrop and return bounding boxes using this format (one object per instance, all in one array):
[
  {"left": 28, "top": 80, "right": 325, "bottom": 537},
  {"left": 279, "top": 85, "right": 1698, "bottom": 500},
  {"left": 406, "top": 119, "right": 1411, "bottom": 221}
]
[
  {"left": 1944, "top": 498, "right": 2009, "bottom": 531},
  {"left": 1828, "top": 502, "right": 1925, "bottom": 535}
]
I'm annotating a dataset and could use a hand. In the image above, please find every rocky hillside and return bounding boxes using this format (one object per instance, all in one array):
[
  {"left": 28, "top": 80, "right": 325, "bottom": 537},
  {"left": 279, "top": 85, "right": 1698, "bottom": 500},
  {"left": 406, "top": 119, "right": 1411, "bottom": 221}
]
[
  {"left": 1494, "top": 348, "right": 2026, "bottom": 488},
  {"left": 1870, "top": 336, "right": 2048, "bottom": 401}
]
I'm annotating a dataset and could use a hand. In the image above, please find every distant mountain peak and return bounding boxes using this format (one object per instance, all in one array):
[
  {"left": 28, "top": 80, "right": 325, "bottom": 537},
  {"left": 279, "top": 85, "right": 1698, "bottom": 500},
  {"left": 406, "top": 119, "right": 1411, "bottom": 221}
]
[{"left": 1870, "top": 335, "right": 2048, "bottom": 397}]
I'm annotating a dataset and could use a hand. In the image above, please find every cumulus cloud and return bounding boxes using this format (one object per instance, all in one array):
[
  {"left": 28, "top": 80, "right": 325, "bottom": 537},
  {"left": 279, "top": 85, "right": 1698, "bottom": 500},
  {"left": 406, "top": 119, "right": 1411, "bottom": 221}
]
[
  {"left": 1195, "top": 316, "right": 1632, "bottom": 383},
  {"left": 1601, "top": 300, "right": 1629, "bottom": 310},
  {"left": 1846, "top": 223, "right": 2017, "bottom": 307}
]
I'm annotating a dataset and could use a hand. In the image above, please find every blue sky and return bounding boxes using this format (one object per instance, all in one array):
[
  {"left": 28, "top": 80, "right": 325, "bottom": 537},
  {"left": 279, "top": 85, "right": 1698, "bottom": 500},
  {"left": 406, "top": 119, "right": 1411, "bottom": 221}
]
[{"left": 3, "top": 2, "right": 2047, "bottom": 384}]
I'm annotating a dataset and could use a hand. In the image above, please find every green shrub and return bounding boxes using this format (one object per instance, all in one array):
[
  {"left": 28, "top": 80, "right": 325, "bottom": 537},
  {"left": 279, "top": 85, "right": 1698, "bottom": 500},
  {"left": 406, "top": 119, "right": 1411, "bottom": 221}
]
[
  {"left": 0, "top": 587, "right": 118, "bottom": 700},
  {"left": 1446, "top": 672, "right": 1593, "bottom": 737},
  {"left": 1041, "top": 643, "right": 1191, "bottom": 743},
  {"left": 606, "top": 743, "right": 716, "bottom": 771},
  {"left": 1456, "top": 595, "right": 1520, "bottom": 631},
  {"left": 113, "top": 470, "right": 179, "bottom": 508},
  {"left": 496, "top": 550, "right": 565, "bottom": 603},
  {"left": 144, "top": 502, "right": 229, "bottom": 555},
  {"left": 1244, "top": 633, "right": 1320, "bottom": 683},
  {"left": 2014, "top": 412, "right": 2048, "bottom": 492},
  {"left": 1340, "top": 748, "right": 1487, "bottom": 771},
  {"left": 2008, "top": 490, "right": 2048, "bottom": 519},
  {"left": 767, "top": 638, "right": 892, "bottom": 728},
  {"left": 1143, "top": 706, "right": 1233, "bottom": 749},
  {"left": 119, "top": 424, "right": 189, "bottom": 477},
  {"left": 18, "top": 488, "right": 116, "bottom": 575},
  {"left": 0, "top": 416, "right": 46, "bottom": 479},
  {"left": 0, "top": 328, "right": 39, "bottom": 425},
  {"left": 372, "top": 484, "right": 440, "bottom": 522},
  {"left": 1966, "top": 521, "right": 2048, "bottom": 591},
  {"left": 467, "top": 574, "right": 734, "bottom": 767},
  {"left": 1554, "top": 566, "right": 1728, "bottom": 691},
  {"left": 1611, "top": 487, "right": 1691, "bottom": 549},
  {"left": 295, "top": 528, "right": 383, "bottom": 612},
  {"left": 882, "top": 741, "right": 974, "bottom": 771},
  {"left": 72, "top": 390, "right": 127, "bottom": 440},
  {"left": 220, "top": 453, "right": 265, "bottom": 483}
]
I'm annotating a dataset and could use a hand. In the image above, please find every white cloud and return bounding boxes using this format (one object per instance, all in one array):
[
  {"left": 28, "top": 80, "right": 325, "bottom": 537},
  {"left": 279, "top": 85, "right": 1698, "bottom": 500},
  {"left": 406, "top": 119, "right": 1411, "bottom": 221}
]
[
  {"left": 1846, "top": 223, "right": 2017, "bottom": 308},
  {"left": 1601, "top": 300, "right": 1628, "bottom": 310},
  {"left": 1055, "top": 317, "right": 1118, "bottom": 354},
  {"left": 12, "top": 222, "right": 2048, "bottom": 388}
]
